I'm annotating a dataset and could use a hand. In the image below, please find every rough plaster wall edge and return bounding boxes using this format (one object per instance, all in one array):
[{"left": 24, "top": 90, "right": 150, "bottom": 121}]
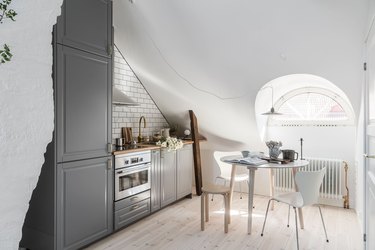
[{"left": 0, "top": 0, "right": 63, "bottom": 248}]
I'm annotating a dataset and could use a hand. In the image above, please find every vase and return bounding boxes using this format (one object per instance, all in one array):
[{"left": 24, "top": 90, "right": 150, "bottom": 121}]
[{"left": 269, "top": 148, "right": 281, "bottom": 159}]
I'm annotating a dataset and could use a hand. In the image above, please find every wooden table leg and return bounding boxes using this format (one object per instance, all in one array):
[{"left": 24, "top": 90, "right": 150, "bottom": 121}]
[
  {"left": 292, "top": 168, "right": 304, "bottom": 229},
  {"left": 229, "top": 164, "right": 237, "bottom": 224},
  {"left": 269, "top": 169, "right": 275, "bottom": 210},
  {"left": 247, "top": 168, "right": 256, "bottom": 235}
]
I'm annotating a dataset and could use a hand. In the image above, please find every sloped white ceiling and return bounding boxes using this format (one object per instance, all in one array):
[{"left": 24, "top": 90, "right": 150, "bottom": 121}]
[{"left": 113, "top": 0, "right": 367, "bottom": 150}]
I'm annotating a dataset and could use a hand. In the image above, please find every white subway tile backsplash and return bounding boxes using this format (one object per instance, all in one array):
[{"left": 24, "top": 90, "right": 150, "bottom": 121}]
[{"left": 112, "top": 46, "right": 169, "bottom": 144}]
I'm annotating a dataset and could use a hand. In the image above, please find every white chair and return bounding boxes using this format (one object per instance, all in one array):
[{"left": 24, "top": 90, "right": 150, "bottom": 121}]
[
  {"left": 261, "top": 168, "right": 329, "bottom": 250},
  {"left": 212, "top": 151, "right": 249, "bottom": 200}
]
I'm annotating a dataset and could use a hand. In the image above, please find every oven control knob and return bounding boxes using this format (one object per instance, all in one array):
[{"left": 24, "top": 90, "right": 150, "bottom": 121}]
[
  {"left": 124, "top": 160, "right": 129, "bottom": 164},
  {"left": 140, "top": 157, "right": 143, "bottom": 162}
]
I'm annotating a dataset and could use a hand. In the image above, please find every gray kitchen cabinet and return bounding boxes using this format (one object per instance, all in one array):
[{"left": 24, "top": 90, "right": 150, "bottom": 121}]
[
  {"left": 176, "top": 144, "right": 193, "bottom": 199},
  {"left": 160, "top": 149, "right": 177, "bottom": 207},
  {"left": 20, "top": 0, "right": 113, "bottom": 249},
  {"left": 56, "top": 157, "right": 113, "bottom": 250},
  {"left": 56, "top": 44, "right": 112, "bottom": 163},
  {"left": 57, "top": 0, "right": 113, "bottom": 57},
  {"left": 151, "top": 150, "right": 161, "bottom": 212}
]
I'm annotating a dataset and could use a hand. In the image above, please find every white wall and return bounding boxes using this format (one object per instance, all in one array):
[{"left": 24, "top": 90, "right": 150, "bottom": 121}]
[
  {"left": 114, "top": 0, "right": 368, "bottom": 196},
  {"left": 0, "top": 0, "right": 62, "bottom": 248}
]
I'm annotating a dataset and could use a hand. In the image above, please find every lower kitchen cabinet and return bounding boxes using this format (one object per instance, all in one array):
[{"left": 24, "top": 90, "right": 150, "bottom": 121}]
[
  {"left": 114, "top": 190, "right": 151, "bottom": 230},
  {"left": 160, "top": 149, "right": 177, "bottom": 207},
  {"left": 177, "top": 144, "right": 193, "bottom": 199},
  {"left": 152, "top": 144, "right": 193, "bottom": 210},
  {"left": 151, "top": 150, "right": 161, "bottom": 212},
  {"left": 56, "top": 157, "right": 113, "bottom": 250}
]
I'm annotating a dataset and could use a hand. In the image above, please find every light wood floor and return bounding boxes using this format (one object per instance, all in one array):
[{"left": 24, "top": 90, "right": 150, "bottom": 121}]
[{"left": 87, "top": 193, "right": 362, "bottom": 250}]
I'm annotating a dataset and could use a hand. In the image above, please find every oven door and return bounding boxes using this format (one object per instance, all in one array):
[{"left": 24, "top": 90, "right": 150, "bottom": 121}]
[{"left": 115, "top": 163, "right": 151, "bottom": 201}]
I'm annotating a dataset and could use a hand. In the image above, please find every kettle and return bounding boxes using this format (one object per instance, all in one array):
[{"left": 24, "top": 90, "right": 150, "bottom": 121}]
[{"left": 161, "top": 128, "right": 170, "bottom": 138}]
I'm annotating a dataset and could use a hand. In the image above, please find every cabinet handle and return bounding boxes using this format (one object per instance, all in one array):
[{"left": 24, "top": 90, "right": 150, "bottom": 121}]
[
  {"left": 107, "top": 159, "right": 112, "bottom": 170},
  {"left": 130, "top": 197, "right": 139, "bottom": 201},
  {"left": 107, "top": 44, "right": 113, "bottom": 56},
  {"left": 107, "top": 143, "right": 113, "bottom": 153},
  {"left": 364, "top": 154, "right": 375, "bottom": 159},
  {"left": 131, "top": 205, "right": 139, "bottom": 210}
]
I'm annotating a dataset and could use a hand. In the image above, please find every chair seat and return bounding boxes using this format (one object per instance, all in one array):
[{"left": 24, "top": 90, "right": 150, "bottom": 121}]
[
  {"left": 202, "top": 183, "right": 231, "bottom": 194},
  {"left": 273, "top": 192, "right": 304, "bottom": 208},
  {"left": 218, "top": 173, "right": 249, "bottom": 182}
]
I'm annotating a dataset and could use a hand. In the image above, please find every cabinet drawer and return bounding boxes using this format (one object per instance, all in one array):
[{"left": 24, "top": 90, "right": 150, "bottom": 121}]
[
  {"left": 115, "top": 190, "right": 150, "bottom": 211},
  {"left": 114, "top": 199, "right": 150, "bottom": 230}
]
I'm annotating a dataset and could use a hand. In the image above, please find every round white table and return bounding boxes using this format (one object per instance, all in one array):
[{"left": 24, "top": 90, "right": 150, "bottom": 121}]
[{"left": 221, "top": 155, "right": 309, "bottom": 235}]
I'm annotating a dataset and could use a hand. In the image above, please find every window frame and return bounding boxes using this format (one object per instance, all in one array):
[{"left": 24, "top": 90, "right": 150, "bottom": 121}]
[{"left": 269, "top": 87, "right": 355, "bottom": 126}]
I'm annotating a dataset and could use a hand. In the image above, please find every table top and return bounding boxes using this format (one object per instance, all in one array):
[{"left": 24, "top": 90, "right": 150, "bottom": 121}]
[{"left": 221, "top": 155, "right": 309, "bottom": 169}]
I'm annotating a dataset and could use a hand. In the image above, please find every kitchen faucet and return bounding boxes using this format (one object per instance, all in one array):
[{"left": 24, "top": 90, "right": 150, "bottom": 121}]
[{"left": 138, "top": 116, "right": 146, "bottom": 143}]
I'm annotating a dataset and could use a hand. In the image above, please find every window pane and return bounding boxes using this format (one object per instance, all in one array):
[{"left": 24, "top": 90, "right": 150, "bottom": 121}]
[{"left": 272, "top": 93, "right": 348, "bottom": 121}]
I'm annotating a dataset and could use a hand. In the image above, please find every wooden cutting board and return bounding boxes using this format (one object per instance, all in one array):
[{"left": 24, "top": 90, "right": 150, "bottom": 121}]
[{"left": 122, "top": 127, "right": 133, "bottom": 144}]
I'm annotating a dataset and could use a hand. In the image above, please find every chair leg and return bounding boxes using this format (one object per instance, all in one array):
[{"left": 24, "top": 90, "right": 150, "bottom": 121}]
[
  {"left": 318, "top": 205, "right": 329, "bottom": 242},
  {"left": 294, "top": 207, "right": 299, "bottom": 250},
  {"left": 211, "top": 177, "right": 218, "bottom": 201},
  {"left": 286, "top": 205, "right": 290, "bottom": 227},
  {"left": 205, "top": 193, "right": 209, "bottom": 222},
  {"left": 201, "top": 193, "right": 205, "bottom": 231},
  {"left": 228, "top": 191, "right": 231, "bottom": 224},
  {"left": 239, "top": 181, "right": 243, "bottom": 199},
  {"left": 224, "top": 194, "right": 229, "bottom": 233},
  {"left": 261, "top": 199, "right": 273, "bottom": 236}
]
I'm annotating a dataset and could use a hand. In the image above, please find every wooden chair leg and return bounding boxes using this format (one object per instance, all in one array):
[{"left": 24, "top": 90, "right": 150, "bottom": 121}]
[
  {"left": 201, "top": 193, "right": 205, "bottom": 231},
  {"left": 224, "top": 194, "right": 229, "bottom": 233},
  {"left": 228, "top": 192, "right": 231, "bottom": 224},
  {"left": 205, "top": 192, "right": 209, "bottom": 222}
]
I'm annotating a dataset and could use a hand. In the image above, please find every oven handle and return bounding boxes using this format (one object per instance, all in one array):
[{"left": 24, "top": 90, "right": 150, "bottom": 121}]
[{"left": 116, "top": 164, "right": 150, "bottom": 176}]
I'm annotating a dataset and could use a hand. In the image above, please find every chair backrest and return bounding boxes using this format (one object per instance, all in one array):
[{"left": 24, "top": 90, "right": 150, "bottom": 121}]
[
  {"left": 295, "top": 168, "right": 326, "bottom": 206},
  {"left": 213, "top": 151, "right": 243, "bottom": 179}
]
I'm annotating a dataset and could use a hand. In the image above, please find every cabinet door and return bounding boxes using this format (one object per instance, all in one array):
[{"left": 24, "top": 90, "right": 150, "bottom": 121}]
[
  {"left": 151, "top": 150, "right": 161, "bottom": 212},
  {"left": 177, "top": 145, "right": 193, "bottom": 199},
  {"left": 57, "top": 0, "right": 112, "bottom": 57},
  {"left": 56, "top": 45, "right": 112, "bottom": 163},
  {"left": 56, "top": 157, "right": 113, "bottom": 250},
  {"left": 160, "top": 150, "right": 177, "bottom": 207}
]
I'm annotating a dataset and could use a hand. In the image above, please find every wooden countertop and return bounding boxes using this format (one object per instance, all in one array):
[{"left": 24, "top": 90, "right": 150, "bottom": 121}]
[{"left": 112, "top": 140, "right": 194, "bottom": 155}]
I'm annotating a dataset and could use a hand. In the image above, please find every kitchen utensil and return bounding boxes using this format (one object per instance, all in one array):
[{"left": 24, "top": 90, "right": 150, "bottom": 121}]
[
  {"left": 161, "top": 128, "right": 170, "bottom": 138},
  {"left": 116, "top": 138, "right": 125, "bottom": 147},
  {"left": 122, "top": 127, "right": 133, "bottom": 144}
]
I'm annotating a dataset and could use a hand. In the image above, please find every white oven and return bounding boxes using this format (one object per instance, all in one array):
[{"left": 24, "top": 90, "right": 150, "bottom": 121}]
[{"left": 114, "top": 151, "right": 151, "bottom": 201}]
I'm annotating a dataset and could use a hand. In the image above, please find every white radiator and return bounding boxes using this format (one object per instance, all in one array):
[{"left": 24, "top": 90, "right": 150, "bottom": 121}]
[{"left": 274, "top": 157, "right": 344, "bottom": 206}]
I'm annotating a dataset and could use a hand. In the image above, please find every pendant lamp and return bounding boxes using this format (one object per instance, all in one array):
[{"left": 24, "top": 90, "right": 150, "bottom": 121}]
[{"left": 261, "top": 85, "right": 283, "bottom": 115}]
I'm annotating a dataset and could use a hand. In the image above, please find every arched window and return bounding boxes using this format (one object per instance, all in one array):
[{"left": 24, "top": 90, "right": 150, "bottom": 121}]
[{"left": 269, "top": 87, "right": 354, "bottom": 126}]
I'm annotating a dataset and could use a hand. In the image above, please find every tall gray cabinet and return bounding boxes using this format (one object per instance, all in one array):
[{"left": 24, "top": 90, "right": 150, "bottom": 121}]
[{"left": 20, "top": 1, "right": 113, "bottom": 249}]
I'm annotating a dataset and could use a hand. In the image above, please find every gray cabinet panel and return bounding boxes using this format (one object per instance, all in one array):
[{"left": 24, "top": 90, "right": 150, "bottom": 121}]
[
  {"left": 114, "top": 199, "right": 150, "bottom": 230},
  {"left": 56, "top": 45, "right": 111, "bottom": 163},
  {"left": 151, "top": 150, "right": 161, "bottom": 212},
  {"left": 57, "top": 0, "right": 112, "bottom": 57},
  {"left": 57, "top": 157, "right": 113, "bottom": 250},
  {"left": 160, "top": 150, "right": 177, "bottom": 207},
  {"left": 177, "top": 145, "right": 193, "bottom": 199}
]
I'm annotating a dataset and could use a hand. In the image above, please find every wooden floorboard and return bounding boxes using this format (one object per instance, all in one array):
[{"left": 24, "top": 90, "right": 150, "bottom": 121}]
[{"left": 87, "top": 193, "right": 362, "bottom": 250}]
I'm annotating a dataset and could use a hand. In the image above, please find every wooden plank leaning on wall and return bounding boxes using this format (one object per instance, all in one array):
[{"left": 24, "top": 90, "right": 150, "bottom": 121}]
[{"left": 189, "top": 110, "right": 205, "bottom": 196}]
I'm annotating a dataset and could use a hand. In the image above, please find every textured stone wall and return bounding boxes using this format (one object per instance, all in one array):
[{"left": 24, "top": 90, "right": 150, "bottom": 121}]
[{"left": 0, "top": 1, "right": 62, "bottom": 248}]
